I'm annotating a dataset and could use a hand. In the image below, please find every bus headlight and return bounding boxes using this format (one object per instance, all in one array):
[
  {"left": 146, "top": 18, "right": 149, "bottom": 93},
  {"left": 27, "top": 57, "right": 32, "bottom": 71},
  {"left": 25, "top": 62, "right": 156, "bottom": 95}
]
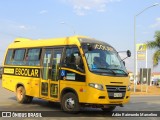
[
  {"left": 127, "top": 85, "right": 131, "bottom": 91},
  {"left": 88, "top": 83, "right": 104, "bottom": 90}
]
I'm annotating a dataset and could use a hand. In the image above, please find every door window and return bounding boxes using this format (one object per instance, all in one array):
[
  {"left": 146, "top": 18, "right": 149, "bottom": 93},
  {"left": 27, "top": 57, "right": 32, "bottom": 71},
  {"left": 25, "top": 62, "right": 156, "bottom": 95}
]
[
  {"left": 41, "top": 49, "right": 52, "bottom": 96},
  {"left": 50, "top": 49, "right": 62, "bottom": 98},
  {"left": 51, "top": 49, "right": 62, "bottom": 81},
  {"left": 42, "top": 49, "right": 52, "bottom": 80}
]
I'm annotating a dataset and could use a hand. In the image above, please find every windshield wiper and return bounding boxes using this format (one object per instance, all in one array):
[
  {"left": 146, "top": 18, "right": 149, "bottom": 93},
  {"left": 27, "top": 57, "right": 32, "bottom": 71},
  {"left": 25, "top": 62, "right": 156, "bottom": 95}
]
[
  {"left": 92, "top": 68, "right": 117, "bottom": 75},
  {"left": 111, "top": 69, "right": 128, "bottom": 76}
]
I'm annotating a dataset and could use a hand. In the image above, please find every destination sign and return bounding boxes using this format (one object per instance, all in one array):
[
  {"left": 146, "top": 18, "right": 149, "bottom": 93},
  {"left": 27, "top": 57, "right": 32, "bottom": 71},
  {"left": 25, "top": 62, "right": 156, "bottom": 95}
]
[{"left": 94, "top": 44, "right": 114, "bottom": 51}]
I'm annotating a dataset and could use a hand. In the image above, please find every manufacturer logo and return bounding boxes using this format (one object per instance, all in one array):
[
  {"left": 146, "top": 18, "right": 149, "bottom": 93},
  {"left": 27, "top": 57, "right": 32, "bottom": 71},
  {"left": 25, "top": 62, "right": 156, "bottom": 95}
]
[{"left": 115, "top": 87, "right": 120, "bottom": 91}]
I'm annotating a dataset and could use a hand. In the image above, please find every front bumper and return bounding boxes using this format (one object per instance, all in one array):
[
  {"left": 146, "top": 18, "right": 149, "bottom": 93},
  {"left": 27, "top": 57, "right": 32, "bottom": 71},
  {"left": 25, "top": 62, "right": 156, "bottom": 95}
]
[{"left": 79, "top": 86, "right": 130, "bottom": 105}]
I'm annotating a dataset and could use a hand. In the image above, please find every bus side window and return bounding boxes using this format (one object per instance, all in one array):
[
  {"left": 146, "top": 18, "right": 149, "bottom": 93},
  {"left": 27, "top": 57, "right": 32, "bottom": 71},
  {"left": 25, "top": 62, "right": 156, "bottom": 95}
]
[
  {"left": 75, "top": 52, "right": 84, "bottom": 72},
  {"left": 5, "top": 49, "right": 13, "bottom": 65},
  {"left": 12, "top": 49, "right": 26, "bottom": 65},
  {"left": 62, "top": 46, "right": 84, "bottom": 72},
  {"left": 26, "top": 48, "right": 41, "bottom": 66}
]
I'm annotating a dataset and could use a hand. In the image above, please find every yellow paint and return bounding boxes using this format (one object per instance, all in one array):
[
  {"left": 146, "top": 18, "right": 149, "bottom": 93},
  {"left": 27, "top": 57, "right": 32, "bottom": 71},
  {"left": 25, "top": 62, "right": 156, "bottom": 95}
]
[{"left": 136, "top": 43, "right": 147, "bottom": 52}]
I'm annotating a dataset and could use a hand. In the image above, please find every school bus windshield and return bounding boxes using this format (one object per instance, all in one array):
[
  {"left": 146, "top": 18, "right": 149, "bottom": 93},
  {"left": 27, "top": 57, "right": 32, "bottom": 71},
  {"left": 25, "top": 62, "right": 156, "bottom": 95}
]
[{"left": 81, "top": 42, "right": 128, "bottom": 76}]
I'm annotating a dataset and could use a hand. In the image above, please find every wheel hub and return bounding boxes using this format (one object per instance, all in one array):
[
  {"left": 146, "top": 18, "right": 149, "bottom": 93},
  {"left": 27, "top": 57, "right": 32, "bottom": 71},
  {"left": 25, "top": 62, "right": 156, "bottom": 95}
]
[
  {"left": 65, "top": 98, "right": 75, "bottom": 110},
  {"left": 17, "top": 89, "right": 23, "bottom": 100}
]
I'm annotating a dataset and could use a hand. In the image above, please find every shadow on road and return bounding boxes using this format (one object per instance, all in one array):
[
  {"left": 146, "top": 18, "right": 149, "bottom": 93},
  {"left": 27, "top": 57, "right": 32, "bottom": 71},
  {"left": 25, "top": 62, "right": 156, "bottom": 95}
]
[
  {"left": 8, "top": 96, "right": 16, "bottom": 101},
  {"left": 5, "top": 97, "right": 113, "bottom": 117}
]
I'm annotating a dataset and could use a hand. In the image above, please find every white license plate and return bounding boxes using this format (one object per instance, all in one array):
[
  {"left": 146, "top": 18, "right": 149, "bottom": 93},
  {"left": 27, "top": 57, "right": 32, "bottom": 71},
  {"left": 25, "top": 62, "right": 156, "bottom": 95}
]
[{"left": 114, "top": 93, "right": 122, "bottom": 97}]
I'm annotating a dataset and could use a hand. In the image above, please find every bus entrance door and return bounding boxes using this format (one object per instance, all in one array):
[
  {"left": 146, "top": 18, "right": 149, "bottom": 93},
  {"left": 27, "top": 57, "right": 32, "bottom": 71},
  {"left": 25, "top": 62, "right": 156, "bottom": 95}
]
[{"left": 41, "top": 48, "right": 62, "bottom": 101}]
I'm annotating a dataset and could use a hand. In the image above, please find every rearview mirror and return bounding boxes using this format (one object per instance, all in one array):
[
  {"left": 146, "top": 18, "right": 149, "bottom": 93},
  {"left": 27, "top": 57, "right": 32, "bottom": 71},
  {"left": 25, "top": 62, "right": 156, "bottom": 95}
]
[{"left": 87, "top": 44, "right": 93, "bottom": 51}]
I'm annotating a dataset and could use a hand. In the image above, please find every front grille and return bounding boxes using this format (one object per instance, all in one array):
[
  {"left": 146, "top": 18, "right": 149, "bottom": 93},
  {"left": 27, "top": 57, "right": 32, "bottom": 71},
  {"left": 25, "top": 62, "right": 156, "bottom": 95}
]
[{"left": 106, "top": 85, "right": 126, "bottom": 99}]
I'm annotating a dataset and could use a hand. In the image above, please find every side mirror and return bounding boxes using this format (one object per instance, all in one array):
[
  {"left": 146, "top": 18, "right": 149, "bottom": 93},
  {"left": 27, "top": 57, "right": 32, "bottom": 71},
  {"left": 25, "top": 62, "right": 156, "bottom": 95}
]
[
  {"left": 87, "top": 44, "right": 93, "bottom": 51},
  {"left": 119, "top": 50, "right": 131, "bottom": 62},
  {"left": 127, "top": 50, "right": 131, "bottom": 57}
]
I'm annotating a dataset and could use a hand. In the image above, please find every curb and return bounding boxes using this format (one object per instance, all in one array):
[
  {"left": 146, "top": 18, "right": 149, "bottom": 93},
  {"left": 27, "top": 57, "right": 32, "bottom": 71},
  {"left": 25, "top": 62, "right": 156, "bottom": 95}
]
[{"left": 131, "top": 95, "right": 160, "bottom": 97}]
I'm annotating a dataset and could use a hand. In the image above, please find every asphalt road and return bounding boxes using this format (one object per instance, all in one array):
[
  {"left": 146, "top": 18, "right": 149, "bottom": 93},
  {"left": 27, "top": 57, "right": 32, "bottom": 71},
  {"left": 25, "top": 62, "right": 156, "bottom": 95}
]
[{"left": 0, "top": 79, "right": 160, "bottom": 120}]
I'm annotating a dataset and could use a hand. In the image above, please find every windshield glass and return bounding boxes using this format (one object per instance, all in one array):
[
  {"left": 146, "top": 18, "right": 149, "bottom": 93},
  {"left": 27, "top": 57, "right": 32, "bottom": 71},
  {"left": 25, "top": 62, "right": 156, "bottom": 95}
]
[{"left": 82, "top": 43, "right": 128, "bottom": 76}]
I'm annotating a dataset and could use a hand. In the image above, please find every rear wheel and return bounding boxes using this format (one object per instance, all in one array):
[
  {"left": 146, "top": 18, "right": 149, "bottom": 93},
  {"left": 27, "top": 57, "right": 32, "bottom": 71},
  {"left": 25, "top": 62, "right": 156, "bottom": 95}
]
[
  {"left": 101, "top": 106, "right": 116, "bottom": 112},
  {"left": 61, "top": 92, "right": 80, "bottom": 113},
  {"left": 16, "top": 86, "right": 33, "bottom": 104},
  {"left": 26, "top": 96, "right": 33, "bottom": 103}
]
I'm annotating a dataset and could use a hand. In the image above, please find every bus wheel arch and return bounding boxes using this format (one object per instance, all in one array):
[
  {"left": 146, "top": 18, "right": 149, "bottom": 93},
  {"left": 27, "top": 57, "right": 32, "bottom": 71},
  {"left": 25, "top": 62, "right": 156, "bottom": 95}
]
[
  {"left": 16, "top": 83, "right": 25, "bottom": 91},
  {"left": 60, "top": 88, "right": 80, "bottom": 113},
  {"left": 16, "top": 84, "right": 33, "bottom": 104}
]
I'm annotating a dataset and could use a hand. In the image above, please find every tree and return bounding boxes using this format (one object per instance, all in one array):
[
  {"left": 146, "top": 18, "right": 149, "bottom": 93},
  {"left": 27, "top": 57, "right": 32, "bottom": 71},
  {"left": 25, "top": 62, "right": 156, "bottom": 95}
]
[{"left": 146, "top": 31, "right": 160, "bottom": 66}]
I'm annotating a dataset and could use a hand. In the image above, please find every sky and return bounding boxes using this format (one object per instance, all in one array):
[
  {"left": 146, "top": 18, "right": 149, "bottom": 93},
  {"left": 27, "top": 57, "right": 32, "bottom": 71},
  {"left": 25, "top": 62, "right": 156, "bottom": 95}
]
[{"left": 0, "top": 0, "right": 160, "bottom": 72}]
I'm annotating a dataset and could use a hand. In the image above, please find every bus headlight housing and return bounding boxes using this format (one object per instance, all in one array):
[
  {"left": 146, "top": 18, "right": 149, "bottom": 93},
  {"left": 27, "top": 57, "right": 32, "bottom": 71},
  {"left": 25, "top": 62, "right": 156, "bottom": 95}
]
[{"left": 88, "top": 83, "right": 104, "bottom": 90}]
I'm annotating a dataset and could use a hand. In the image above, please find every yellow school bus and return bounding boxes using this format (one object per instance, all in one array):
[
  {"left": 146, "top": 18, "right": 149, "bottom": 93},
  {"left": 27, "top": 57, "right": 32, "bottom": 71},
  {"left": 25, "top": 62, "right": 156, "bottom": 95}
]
[{"left": 2, "top": 35, "right": 131, "bottom": 113}]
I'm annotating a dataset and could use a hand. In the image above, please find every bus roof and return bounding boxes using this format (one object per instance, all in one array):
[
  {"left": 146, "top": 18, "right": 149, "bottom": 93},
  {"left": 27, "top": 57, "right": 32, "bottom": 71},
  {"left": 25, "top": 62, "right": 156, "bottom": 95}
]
[
  {"left": 8, "top": 36, "right": 89, "bottom": 48},
  {"left": 8, "top": 35, "right": 91, "bottom": 49},
  {"left": 8, "top": 35, "right": 112, "bottom": 49}
]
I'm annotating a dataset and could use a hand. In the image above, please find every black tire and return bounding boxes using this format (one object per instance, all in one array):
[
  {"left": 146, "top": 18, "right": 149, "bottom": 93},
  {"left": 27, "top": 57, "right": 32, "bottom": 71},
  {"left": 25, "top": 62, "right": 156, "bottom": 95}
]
[
  {"left": 61, "top": 92, "right": 80, "bottom": 113},
  {"left": 101, "top": 106, "right": 116, "bottom": 112},
  {"left": 16, "top": 86, "right": 33, "bottom": 104},
  {"left": 26, "top": 96, "right": 33, "bottom": 103}
]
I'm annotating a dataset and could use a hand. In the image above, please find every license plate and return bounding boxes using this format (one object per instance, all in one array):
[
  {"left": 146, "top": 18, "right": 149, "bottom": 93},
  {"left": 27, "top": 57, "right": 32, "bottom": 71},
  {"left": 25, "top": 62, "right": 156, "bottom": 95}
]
[{"left": 114, "top": 93, "right": 122, "bottom": 97}]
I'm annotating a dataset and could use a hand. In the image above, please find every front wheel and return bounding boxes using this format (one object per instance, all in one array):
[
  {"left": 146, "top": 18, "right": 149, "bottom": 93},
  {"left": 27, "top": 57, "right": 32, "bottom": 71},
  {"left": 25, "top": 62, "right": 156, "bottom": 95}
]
[
  {"left": 101, "top": 106, "right": 116, "bottom": 112},
  {"left": 61, "top": 92, "right": 80, "bottom": 113}
]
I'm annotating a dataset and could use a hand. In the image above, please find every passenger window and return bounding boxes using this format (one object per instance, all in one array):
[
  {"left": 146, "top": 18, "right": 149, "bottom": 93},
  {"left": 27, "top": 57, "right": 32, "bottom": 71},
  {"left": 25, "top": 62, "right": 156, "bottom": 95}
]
[
  {"left": 12, "top": 49, "right": 25, "bottom": 65},
  {"left": 26, "top": 48, "right": 41, "bottom": 66},
  {"left": 5, "top": 49, "right": 13, "bottom": 65},
  {"left": 14, "top": 49, "right": 25, "bottom": 61}
]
